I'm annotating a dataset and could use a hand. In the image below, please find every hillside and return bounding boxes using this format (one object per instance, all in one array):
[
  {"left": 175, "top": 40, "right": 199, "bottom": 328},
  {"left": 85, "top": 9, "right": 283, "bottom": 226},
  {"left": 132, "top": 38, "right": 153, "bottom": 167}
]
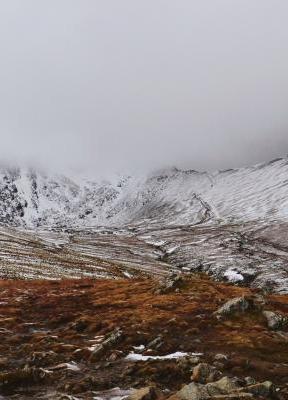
[{"left": 0, "top": 158, "right": 288, "bottom": 229}]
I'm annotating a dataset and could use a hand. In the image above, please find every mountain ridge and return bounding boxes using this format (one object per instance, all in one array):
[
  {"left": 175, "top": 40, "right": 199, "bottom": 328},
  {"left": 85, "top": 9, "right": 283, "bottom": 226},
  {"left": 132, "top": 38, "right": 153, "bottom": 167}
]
[{"left": 0, "top": 157, "right": 287, "bottom": 229}]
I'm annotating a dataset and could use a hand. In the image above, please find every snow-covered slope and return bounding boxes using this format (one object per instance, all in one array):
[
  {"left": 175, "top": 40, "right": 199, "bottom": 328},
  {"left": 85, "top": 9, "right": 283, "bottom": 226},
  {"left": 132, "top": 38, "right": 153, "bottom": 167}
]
[
  {"left": 0, "top": 158, "right": 288, "bottom": 228},
  {"left": 1, "top": 159, "right": 288, "bottom": 292}
]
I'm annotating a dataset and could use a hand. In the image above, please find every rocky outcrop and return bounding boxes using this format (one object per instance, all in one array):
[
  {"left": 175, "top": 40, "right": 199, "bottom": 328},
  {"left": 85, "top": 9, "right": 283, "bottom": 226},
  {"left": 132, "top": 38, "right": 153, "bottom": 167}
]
[
  {"left": 155, "top": 274, "right": 184, "bottom": 294},
  {"left": 192, "top": 363, "right": 221, "bottom": 384},
  {"left": 214, "top": 297, "right": 255, "bottom": 318},
  {"left": 127, "top": 386, "right": 158, "bottom": 400},
  {"left": 169, "top": 375, "right": 275, "bottom": 400},
  {"left": 89, "top": 327, "right": 123, "bottom": 362},
  {"left": 238, "top": 381, "right": 275, "bottom": 397},
  {"left": 262, "top": 310, "right": 288, "bottom": 330}
]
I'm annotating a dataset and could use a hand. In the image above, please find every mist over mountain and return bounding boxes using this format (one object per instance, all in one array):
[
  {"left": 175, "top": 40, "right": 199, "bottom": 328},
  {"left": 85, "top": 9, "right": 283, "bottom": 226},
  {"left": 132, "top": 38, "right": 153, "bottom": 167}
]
[
  {"left": 1, "top": 1, "right": 288, "bottom": 175},
  {"left": 0, "top": 157, "right": 287, "bottom": 230}
]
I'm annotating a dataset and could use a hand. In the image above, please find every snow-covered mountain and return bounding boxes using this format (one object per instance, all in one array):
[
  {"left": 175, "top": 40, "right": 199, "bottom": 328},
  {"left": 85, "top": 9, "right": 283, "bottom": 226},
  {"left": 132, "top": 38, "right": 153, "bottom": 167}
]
[
  {"left": 0, "top": 158, "right": 288, "bottom": 229},
  {"left": 1, "top": 158, "right": 288, "bottom": 293}
]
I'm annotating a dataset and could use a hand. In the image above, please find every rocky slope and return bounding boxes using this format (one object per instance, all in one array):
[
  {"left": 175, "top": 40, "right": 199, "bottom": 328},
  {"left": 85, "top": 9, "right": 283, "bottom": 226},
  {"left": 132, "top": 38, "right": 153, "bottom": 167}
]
[{"left": 0, "top": 275, "right": 287, "bottom": 399}]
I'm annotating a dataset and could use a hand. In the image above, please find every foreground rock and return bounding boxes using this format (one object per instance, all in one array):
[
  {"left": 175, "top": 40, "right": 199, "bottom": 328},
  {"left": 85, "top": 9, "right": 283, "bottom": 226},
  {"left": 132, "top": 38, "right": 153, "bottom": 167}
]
[
  {"left": 170, "top": 377, "right": 240, "bottom": 400},
  {"left": 192, "top": 363, "right": 221, "bottom": 384},
  {"left": 127, "top": 386, "right": 158, "bottom": 400},
  {"left": 169, "top": 375, "right": 276, "bottom": 400}
]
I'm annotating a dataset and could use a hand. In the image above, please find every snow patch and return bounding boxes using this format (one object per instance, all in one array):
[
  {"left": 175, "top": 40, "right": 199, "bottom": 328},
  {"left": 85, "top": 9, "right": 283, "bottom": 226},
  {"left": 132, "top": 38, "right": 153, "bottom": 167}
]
[
  {"left": 125, "top": 351, "right": 202, "bottom": 361},
  {"left": 224, "top": 269, "right": 244, "bottom": 282}
]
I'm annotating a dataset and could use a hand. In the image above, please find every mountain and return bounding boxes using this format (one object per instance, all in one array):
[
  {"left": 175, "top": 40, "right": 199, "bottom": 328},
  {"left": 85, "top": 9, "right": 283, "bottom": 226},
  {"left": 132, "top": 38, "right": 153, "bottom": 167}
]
[
  {"left": 0, "top": 157, "right": 288, "bottom": 229},
  {"left": 0, "top": 158, "right": 288, "bottom": 293}
]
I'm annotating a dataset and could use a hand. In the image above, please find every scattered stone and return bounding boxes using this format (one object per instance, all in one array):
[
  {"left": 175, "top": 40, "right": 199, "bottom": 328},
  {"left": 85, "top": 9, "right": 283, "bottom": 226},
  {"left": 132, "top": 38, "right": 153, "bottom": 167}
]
[
  {"left": 192, "top": 363, "right": 221, "bottom": 384},
  {"left": 214, "top": 297, "right": 254, "bottom": 318},
  {"left": 169, "top": 374, "right": 256, "bottom": 400},
  {"left": 214, "top": 354, "right": 228, "bottom": 362},
  {"left": 244, "top": 377, "right": 256, "bottom": 386},
  {"left": 262, "top": 310, "right": 288, "bottom": 330},
  {"left": 89, "top": 327, "right": 123, "bottom": 362},
  {"left": 48, "top": 362, "right": 80, "bottom": 372},
  {"left": 0, "top": 366, "right": 50, "bottom": 389},
  {"left": 173, "top": 382, "right": 210, "bottom": 400},
  {"left": 177, "top": 356, "right": 201, "bottom": 371},
  {"left": 108, "top": 350, "right": 124, "bottom": 361},
  {"left": 155, "top": 274, "right": 184, "bottom": 294},
  {"left": 238, "top": 380, "right": 275, "bottom": 397},
  {"left": 208, "top": 377, "right": 240, "bottom": 394},
  {"left": 93, "top": 388, "right": 133, "bottom": 400},
  {"left": 29, "top": 350, "right": 57, "bottom": 365},
  {"left": 213, "top": 362, "right": 225, "bottom": 370},
  {"left": 127, "top": 386, "right": 158, "bottom": 400},
  {"left": 147, "top": 335, "right": 164, "bottom": 350},
  {"left": 210, "top": 394, "right": 253, "bottom": 399}
]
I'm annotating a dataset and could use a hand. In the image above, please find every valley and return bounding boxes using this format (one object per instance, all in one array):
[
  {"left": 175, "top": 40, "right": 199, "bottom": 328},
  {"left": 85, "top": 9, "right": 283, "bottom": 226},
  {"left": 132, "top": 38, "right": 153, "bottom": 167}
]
[{"left": 0, "top": 160, "right": 288, "bottom": 398}]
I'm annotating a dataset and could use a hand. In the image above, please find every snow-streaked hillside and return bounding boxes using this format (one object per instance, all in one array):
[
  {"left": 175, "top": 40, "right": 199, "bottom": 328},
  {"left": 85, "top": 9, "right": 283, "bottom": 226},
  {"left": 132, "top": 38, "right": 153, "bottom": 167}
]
[
  {"left": 1, "top": 159, "right": 288, "bottom": 293},
  {"left": 0, "top": 158, "right": 288, "bottom": 229}
]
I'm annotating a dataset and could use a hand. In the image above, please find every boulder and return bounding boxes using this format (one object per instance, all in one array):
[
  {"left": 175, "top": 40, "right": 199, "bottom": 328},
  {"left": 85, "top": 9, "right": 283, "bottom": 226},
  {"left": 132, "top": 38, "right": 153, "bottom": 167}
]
[
  {"left": 238, "top": 381, "right": 275, "bottom": 397},
  {"left": 214, "top": 354, "right": 228, "bottom": 362},
  {"left": 127, "top": 387, "right": 157, "bottom": 400},
  {"left": 214, "top": 297, "right": 254, "bottom": 318},
  {"left": 175, "top": 382, "right": 211, "bottom": 400},
  {"left": 207, "top": 377, "right": 240, "bottom": 394},
  {"left": 171, "top": 376, "right": 241, "bottom": 400},
  {"left": 156, "top": 274, "right": 184, "bottom": 294},
  {"left": 244, "top": 377, "right": 256, "bottom": 386},
  {"left": 262, "top": 310, "right": 288, "bottom": 330},
  {"left": 192, "top": 363, "right": 221, "bottom": 384},
  {"left": 147, "top": 335, "right": 164, "bottom": 350},
  {"left": 89, "top": 327, "right": 123, "bottom": 362}
]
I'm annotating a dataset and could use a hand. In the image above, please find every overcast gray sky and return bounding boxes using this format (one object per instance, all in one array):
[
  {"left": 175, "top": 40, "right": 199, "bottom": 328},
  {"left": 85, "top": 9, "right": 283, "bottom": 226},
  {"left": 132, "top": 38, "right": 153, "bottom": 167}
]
[{"left": 0, "top": 1, "right": 288, "bottom": 175}]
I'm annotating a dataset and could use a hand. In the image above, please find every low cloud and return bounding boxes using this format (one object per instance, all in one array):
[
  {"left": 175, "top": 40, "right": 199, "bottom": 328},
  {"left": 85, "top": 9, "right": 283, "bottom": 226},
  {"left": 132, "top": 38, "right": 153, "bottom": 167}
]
[{"left": 0, "top": 1, "right": 287, "bottom": 175}]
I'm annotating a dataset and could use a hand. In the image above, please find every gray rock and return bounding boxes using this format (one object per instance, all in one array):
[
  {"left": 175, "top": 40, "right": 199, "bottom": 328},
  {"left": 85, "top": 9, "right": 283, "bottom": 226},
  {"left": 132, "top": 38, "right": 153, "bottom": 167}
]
[
  {"left": 262, "top": 310, "right": 288, "bottom": 330},
  {"left": 147, "top": 335, "right": 164, "bottom": 350},
  {"left": 177, "top": 356, "right": 201, "bottom": 371},
  {"left": 210, "top": 394, "right": 253, "bottom": 399},
  {"left": 214, "top": 297, "right": 254, "bottom": 318},
  {"left": 177, "top": 382, "right": 211, "bottom": 400},
  {"left": 156, "top": 273, "right": 184, "bottom": 294},
  {"left": 90, "top": 327, "right": 123, "bottom": 361},
  {"left": 244, "top": 377, "right": 256, "bottom": 386},
  {"left": 239, "top": 381, "right": 275, "bottom": 397},
  {"left": 127, "top": 386, "right": 157, "bottom": 400},
  {"left": 214, "top": 354, "right": 228, "bottom": 362},
  {"left": 207, "top": 377, "right": 240, "bottom": 395},
  {"left": 192, "top": 363, "right": 221, "bottom": 384},
  {"left": 175, "top": 376, "right": 241, "bottom": 400}
]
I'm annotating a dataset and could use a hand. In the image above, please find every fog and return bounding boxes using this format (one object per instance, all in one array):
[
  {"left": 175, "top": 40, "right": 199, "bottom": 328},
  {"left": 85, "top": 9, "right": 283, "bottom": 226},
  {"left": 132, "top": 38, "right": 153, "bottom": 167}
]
[{"left": 0, "top": 1, "right": 288, "bottom": 175}]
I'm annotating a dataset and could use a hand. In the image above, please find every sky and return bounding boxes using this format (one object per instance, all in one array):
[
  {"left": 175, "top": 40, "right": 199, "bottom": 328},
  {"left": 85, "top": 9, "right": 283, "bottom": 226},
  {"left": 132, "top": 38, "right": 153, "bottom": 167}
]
[{"left": 0, "top": 1, "right": 288, "bottom": 175}]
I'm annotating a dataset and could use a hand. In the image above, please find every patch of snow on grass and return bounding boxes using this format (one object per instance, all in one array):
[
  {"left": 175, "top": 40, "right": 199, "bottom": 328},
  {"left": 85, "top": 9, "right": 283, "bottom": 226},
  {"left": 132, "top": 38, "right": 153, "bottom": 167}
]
[
  {"left": 125, "top": 351, "right": 202, "bottom": 361},
  {"left": 133, "top": 345, "right": 145, "bottom": 351},
  {"left": 224, "top": 269, "right": 244, "bottom": 282}
]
